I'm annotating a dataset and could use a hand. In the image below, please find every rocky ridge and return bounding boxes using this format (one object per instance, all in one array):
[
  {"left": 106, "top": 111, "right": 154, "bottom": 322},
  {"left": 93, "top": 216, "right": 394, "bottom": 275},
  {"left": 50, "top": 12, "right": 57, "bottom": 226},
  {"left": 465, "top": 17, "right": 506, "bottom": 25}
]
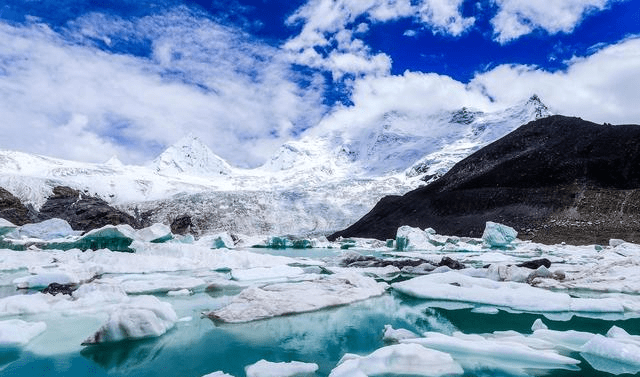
[{"left": 330, "top": 116, "right": 640, "bottom": 245}]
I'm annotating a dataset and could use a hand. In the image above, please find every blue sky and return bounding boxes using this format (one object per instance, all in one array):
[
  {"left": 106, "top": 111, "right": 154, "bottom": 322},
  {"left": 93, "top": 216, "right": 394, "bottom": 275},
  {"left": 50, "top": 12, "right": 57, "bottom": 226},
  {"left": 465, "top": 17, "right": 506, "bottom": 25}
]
[{"left": 0, "top": 0, "right": 639, "bottom": 166}]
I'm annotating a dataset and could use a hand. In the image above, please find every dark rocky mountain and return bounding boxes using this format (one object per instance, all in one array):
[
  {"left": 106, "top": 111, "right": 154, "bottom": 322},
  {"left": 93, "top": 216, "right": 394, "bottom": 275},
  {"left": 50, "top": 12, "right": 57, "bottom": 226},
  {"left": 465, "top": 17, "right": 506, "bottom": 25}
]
[
  {"left": 0, "top": 187, "right": 36, "bottom": 225},
  {"left": 330, "top": 115, "right": 640, "bottom": 245},
  {"left": 37, "top": 186, "right": 141, "bottom": 232}
]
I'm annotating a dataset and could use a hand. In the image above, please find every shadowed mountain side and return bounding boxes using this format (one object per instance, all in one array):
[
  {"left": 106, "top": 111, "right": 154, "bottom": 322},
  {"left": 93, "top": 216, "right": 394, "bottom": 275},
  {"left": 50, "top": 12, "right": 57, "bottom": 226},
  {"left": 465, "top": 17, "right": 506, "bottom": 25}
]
[{"left": 329, "top": 115, "right": 640, "bottom": 245}]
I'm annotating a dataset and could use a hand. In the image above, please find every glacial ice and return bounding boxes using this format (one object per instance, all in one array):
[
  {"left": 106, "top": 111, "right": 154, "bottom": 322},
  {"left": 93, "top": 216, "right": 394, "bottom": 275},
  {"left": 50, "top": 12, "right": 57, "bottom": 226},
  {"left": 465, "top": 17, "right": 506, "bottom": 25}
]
[
  {"left": 202, "top": 372, "right": 235, "bottom": 377},
  {"left": 82, "top": 295, "right": 177, "bottom": 344},
  {"left": 230, "top": 265, "right": 305, "bottom": 282},
  {"left": 328, "top": 343, "right": 463, "bottom": 377},
  {"left": 0, "top": 218, "right": 17, "bottom": 236},
  {"left": 13, "top": 271, "right": 79, "bottom": 289},
  {"left": 136, "top": 223, "right": 172, "bottom": 243},
  {"left": 245, "top": 360, "right": 319, "bottom": 377},
  {"left": 8, "top": 218, "right": 81, "bottom": 240},
  {"left": 482, "top": 221, "right": 518, "bottom": 247},
  {"left": 382, "top": 324, "right": 419, "bottom": 342},
  {"left": 392, "top": 271, "right": 629, "bottom": 314},
  {"left": 394, "top": 226, "right": 454, "bottom": 251},
  {"left": 402, "top": 331, "right": 580, "bottom": 372},
  {"left": 207, "top": 272, "right": 387, "bottom": 323},
  {"left": 0, "top": 319, "right": 46, "bottom": 346}
]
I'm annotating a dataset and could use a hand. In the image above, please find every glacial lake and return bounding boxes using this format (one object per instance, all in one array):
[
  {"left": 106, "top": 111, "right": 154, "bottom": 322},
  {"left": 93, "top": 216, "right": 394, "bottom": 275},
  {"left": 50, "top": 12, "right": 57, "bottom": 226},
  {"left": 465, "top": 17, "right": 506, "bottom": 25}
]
[{"left": 2, "top": 244, "right": 640, "bottom": 377}]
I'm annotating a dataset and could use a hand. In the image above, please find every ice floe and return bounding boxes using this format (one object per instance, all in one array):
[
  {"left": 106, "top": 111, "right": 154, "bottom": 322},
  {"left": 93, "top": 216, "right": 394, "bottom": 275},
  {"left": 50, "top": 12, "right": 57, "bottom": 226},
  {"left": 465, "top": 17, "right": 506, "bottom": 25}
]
[
  {"left": 82, "top": 295, "right": 177, "bottom": 344},
  {"left": 329, "top": 343, "right": 463, "bottom": 377},
  {"left": 206, "top": 272, "right": 387, "bottom": 323},
  {"left": 392, "top": 271, "right": 636, "bottom": 314},
  {"left": 245, "top": 360, "right": 318, "bottom": 377},
  {"left": 0, "top": 319, "right": 46, "bottom": 346}
]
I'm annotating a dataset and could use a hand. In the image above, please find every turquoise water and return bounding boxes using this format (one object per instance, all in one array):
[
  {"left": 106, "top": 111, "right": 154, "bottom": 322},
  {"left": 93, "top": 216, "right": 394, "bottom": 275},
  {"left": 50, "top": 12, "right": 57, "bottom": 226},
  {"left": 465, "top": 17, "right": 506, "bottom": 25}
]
[{"left": 3, "top": 290, "right": 639, "bottom": 377}]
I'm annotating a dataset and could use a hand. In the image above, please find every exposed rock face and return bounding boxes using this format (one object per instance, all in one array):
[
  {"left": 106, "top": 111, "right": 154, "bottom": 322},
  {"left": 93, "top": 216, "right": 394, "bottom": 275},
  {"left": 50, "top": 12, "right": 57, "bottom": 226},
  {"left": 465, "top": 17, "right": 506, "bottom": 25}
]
[
  {"left": 170, "top": 215, "right": 193, "bottom": 235},
  {"left": 330, "top": 116, "right": 640, "bottom": 245},
  {"left": 0, "top": 187, "right": 35, "bottom": 225},
  {"left": 38, "top": 186, "right": 140, "bottom": 232}
]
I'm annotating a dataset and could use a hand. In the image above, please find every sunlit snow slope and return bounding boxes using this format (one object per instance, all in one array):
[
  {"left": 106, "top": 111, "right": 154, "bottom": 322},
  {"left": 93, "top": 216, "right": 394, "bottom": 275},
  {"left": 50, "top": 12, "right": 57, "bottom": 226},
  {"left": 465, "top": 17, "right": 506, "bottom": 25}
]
[{"left": 0, "top": 96, "right": 550, "bottom": 235}]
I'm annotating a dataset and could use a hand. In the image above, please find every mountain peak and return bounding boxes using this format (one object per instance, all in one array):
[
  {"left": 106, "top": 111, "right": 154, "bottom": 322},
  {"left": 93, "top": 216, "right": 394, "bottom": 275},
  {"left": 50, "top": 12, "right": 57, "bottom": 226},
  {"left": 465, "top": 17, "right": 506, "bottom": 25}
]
[
  {"left": 525, "top": 94, "right": 551, "bottom": 119},
  {"left": 152, "top": 135, "right": 232, "bottom": 177}
]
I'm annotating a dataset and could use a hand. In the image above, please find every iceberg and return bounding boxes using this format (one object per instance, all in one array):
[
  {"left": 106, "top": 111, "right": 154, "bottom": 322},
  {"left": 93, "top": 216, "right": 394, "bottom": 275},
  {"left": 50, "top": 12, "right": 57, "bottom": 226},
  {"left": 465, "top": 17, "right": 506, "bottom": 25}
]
[
  {"left": 382, "top": 324, "right": 420, "bottom": 342},
  {"left": 82, "top": 295, "right": 177, "bottom": 344},
  {"left": 329, "top": 343, "right": 463, "bottom": 377},
  {"left": 581, "top": 334, "right": 640, "bottom": 370},
  {"left": 230, "top": 265, "right": 305, "bottom": 282},
  {"left": 245, "top": 360, "right": 318, "bottom": 377},
  {"left": 136, "top": 223, "right": 173, "bottom": 243},
  {"left": 202, "top": 373, "right": 235, "bottom": 377},
  {"left": 8, "top": 218, "right": 80, "bottom": 240},
  {"left": 13, "top": 271, "right": 79, "bottom": 289},
  {"left": 482, "top": 221, "right": 517, "bottom": 247},
  {"left": 0, "top": 319, "right": 46, "bottom": 346},
  {"left": 206, "top": 272, "right": 387, "bottom": 323},
  {"left": 211, "top": 232, "right": 235, "bottom": 249}
]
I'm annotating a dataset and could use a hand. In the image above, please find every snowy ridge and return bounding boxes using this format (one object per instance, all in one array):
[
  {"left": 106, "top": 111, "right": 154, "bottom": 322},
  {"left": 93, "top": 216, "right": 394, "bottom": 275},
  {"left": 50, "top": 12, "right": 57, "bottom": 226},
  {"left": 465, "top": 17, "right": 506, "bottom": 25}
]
[
  {"left": 151, "top": 134, "right": 232, "bottom": 177},
  {"left": 0, "top": 97, "right": 551, "bottom": 235}
]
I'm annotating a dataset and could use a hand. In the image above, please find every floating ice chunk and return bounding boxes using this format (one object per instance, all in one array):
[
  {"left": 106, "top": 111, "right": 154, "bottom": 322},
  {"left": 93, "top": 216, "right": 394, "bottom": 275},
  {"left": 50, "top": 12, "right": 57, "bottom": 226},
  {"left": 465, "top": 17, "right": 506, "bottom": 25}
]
[
  {"left": 0, "top": 319, "right": 46, "bottom": 346},
  {"left": 485, "top": 264, "right": 530, "bottom": 283},
  {"left": 211, "top": 232, "right": 235, "bottom": 249},
  {"left": 13, "top": 271, "right": 79, "bottom": 289},
  {"left": 254, "top": 236, "right": 313, "bottom": 249},
  {"left": 78, "top": 225, "right": 137, "bottom": 252},
  {"left": 394, "top": 226, "right": 450, "bottom": 251},
  {"left": 581, "top": 334, "right": 640, "bottom": 372},
  {"left": 202, "top": 372, "right": 235, "bottom": 377},
  {"left": 382, "top": 325, "right": 419, "bottom": 342},
  {"left": 392, "top": 271, "right": 626, "bottom": 313},
  {"left": 470, "top": 306, "right": 499, "bottom": 314},
  {"left": 531, "top": 328, "right": 596, "bottom": 352},
  {"left": 231, "top": 266, "right": 305, "bottom": 282},
  {"left": 245, "top": 360, "right": 318, "bottom": 377},
  {"left": 0, "top": 218, "right": 17, "bottom": 236},
  {"left": 82, "top": 295, "right": 177, "bottom": 344},
  {"left": 402, "top": 331, "right": 579, "bottom": 372},
  {"left": 136, "top": 223, "right": 172, "bottom": 243},
  {"left": 9, "top": 218, "right": 80, "bottom": 240},
  {"left": 482, "top": 222, "right": 517, "bottom": 247},
  {"left": 105, "top": 274, "right": 206, "bottom": 294},
  {"left": 329, "top": 343, "right": 463, "bottom": 377},
  {"left": 167, "top": 289, "right": 192, "bottom": 296},
  {"left": 610, "top": 239, "right": 626, "bottom": 247},
  {"left": 207, "top": 272, "right": 387, "bottom": 323},
  {"left": 531, "top": 318, "right": 548, "bottom": 331}
]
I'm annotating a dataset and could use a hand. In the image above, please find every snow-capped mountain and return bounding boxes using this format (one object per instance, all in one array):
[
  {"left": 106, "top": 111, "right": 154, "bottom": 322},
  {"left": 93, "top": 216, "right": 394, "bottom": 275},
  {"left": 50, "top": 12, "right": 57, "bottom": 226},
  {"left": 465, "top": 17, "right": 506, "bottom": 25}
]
[
  {"left": 0, "top": 96, "right": 551, "bottom": 236},
  {"left": 151, "top": 134, "right": 232, "bottom": 176}
]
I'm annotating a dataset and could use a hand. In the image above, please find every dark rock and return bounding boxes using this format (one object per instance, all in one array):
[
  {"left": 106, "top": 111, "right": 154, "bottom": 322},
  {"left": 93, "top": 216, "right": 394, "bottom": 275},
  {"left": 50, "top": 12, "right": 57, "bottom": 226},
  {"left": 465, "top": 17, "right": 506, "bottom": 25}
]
[
  {"left": 0, "top": 187, "right": 36, "bottom": 225},
  {"left": 438, "top": 256, "right": 465, "bottom": 270},
  {"left": 517, "top": 258, "right": 551, "bottom": 269},
  {"left": 41, "top": 282, "right": 76, "bottom": 296},
  {"left": 330, "top": 116, "right": 640, "bottom": 245},
  {"left": 170, "top": 215, "right": 193, "bottom": 235},
  {"left": 38, "top": 186, "right": 140, "bottom": 232}
]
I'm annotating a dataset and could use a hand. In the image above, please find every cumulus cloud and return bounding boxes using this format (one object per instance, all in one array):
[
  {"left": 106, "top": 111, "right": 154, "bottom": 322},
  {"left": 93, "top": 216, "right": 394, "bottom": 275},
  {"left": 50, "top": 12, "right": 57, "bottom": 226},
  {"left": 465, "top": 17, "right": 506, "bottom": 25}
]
[
  {"left": 284, "top": 0, "right": 474, "bottom": 79},
  {"left": 0, "top": 9, "right": 325, "bottom": 166},
  {"left": 491, "top": 0, "right": 616, "bottom": 43},
  {"left": 471, "top": 36, "right": 640, "bottom": 124}
]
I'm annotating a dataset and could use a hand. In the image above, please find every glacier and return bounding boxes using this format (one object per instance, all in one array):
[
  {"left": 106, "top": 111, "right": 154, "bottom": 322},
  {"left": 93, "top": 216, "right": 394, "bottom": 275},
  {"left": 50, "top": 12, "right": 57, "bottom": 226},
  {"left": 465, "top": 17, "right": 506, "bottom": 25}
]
[{"left": 0, "top": 97, "right": 549, "bottom": 236}]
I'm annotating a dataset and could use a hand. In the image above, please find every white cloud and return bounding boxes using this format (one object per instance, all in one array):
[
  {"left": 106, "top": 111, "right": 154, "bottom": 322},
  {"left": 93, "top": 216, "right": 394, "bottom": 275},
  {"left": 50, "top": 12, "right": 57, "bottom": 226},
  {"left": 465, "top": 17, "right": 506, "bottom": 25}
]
[
  {"left": 471, "top": 36, "right": 640, "bottom": 124},
  {"left": 491, "top": 0, "right": 615, "bottom": 43},
  {"left": 0, "top": 9, "right": 326, "bottom": 166},
  {"left": 284, "top": 0, "right": 474, "bottom": 79},
  {"left": 310, "top": 35, "right": 640, "bottom": 142}
]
